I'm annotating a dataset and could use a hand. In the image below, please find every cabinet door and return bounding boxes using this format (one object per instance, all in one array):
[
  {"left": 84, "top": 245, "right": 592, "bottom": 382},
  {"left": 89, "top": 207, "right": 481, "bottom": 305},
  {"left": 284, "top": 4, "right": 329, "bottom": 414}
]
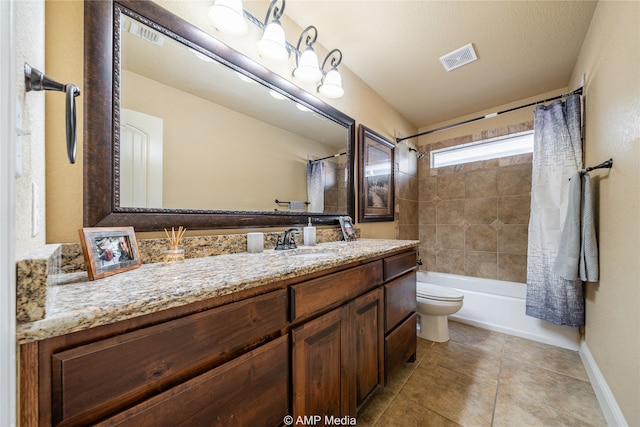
[
  {"left": 292, "top": 305, "right": 352, "bottom": 419},
  {"left": 385, "top": 313, "right": 417, "bottom": 384},
  {"left": 353, "top": 288, "right": 384, "bottom": 410},
  {"left": 96, "top": 335, "right": 289, "bottom": 427},
  {"left": 385, "top": 272, "right": 417, "bottom": 333}
]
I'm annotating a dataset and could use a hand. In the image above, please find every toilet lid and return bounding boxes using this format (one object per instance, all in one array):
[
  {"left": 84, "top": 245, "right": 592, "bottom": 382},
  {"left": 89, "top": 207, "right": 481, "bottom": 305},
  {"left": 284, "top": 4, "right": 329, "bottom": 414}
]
[{"left": 417, "top": 283, "right": 464, "bottom": 302}]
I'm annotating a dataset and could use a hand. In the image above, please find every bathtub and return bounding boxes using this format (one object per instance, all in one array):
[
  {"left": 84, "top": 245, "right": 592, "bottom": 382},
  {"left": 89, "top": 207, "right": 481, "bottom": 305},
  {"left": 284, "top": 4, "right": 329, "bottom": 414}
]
[{"left": 417, "top": 271, "right": 580, "bottom": 350}]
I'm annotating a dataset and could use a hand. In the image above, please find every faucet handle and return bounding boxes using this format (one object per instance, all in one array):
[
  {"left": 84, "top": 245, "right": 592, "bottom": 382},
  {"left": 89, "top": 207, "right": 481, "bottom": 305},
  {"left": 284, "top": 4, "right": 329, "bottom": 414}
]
[{"left": 288, "top": 233, "right": 297, "bottom": 249}]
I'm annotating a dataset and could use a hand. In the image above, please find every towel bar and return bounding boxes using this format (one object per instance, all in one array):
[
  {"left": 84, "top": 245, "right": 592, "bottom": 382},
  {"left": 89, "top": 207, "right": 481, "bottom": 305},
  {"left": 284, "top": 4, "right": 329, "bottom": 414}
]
[{"left": 24, "top": 63, "right": 80, "bottom": 164}]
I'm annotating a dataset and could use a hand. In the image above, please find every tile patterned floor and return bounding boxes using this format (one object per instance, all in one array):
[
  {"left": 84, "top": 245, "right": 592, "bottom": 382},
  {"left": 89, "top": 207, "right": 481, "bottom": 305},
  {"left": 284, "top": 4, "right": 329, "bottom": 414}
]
[{"left": 359, "top": 321, "right": 607, "bottom": 426}]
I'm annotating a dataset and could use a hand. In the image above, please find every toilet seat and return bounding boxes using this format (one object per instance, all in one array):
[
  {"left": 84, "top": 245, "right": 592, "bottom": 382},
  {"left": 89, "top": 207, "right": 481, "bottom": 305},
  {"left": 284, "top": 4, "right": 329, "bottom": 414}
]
[{"left": 417, "top": 283, "right": 464, "bottom": 302}]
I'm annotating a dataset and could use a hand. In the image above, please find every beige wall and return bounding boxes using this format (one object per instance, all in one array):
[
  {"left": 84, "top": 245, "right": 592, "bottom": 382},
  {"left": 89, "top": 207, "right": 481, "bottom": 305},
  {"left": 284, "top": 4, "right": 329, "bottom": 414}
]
[
  {"left": 45, "top": 0, "right": 84, "bottom": 244},
  {"left": 45, "top": 0, "right": 416, "bottom": 243},
  {"left": 569, "top": 2, "right": 640, "bottom": 425},
  {"left": 122, "top": 70, "right": 336, "bottom": 211}
]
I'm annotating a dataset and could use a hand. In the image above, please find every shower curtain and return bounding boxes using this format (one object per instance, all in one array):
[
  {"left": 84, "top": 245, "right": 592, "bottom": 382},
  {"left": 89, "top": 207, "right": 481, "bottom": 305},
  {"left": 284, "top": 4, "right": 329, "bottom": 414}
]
[
  {"left": 525, "top": 94, "right": 585, "bottom": 326},
  {"left": 307, "top": 161, "right": 325, "bottom": 213}
]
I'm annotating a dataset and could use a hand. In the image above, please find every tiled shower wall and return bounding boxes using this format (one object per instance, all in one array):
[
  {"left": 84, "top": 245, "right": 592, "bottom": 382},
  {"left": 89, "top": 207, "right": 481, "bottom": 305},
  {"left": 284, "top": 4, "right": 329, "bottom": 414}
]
[
  {"left": 396, "top": 143, "right": 420, "bottom": 240},
  {"left": 418, "top": 122, "right": 533, "bottom": 282},
  {"left": 323, "top": 160, "right": 347, "bottom": 213}
]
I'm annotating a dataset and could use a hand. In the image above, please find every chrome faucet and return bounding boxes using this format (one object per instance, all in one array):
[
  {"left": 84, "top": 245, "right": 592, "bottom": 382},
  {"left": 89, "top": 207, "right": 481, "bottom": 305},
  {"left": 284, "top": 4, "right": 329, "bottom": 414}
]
[{"left": 275, "top": 228, "right": 299, "bottom": 250}]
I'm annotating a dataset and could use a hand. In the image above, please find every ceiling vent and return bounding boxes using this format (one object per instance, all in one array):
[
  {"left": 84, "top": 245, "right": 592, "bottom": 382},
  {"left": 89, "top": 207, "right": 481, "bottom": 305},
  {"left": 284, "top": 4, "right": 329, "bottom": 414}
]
[
  {"left": 129, "top": 22, "right": 165, "bottom": 47},
  {"left": 439, "top": 43, "right": 477, "bottom": 72}
]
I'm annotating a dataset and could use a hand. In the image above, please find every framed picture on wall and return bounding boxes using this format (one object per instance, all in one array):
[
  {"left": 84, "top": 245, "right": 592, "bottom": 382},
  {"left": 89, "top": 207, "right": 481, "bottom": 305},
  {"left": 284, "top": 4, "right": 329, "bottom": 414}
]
[
  {"left": 358, "top": 125, "right": 395, "bottom": 222},
  {"left": 78, "top": 227, "right": 141, "bottom": 280}
]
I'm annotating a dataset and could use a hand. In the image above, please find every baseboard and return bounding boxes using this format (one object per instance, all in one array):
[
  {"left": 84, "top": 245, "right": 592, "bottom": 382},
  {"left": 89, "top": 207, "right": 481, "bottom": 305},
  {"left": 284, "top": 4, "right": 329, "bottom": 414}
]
[{"left": 579, "top": 340, "right": 628, "bottom": 426}]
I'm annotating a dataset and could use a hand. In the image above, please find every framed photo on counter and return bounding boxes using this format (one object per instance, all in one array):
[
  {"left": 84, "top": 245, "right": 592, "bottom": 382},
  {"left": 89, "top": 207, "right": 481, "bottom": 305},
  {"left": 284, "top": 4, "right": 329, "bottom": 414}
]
[
  {"left": 79, "top": 226, "right": 141, "bottom": 280},
  {"left": 339, "top": 216, "right": 357, "bottom": 241}
]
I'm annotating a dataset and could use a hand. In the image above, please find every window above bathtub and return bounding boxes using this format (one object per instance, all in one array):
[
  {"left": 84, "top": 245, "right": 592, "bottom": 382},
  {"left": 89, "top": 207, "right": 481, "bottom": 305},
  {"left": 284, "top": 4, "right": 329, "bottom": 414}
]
[{"left": 430, "top": 131, "right": 534, "bottom": 168}]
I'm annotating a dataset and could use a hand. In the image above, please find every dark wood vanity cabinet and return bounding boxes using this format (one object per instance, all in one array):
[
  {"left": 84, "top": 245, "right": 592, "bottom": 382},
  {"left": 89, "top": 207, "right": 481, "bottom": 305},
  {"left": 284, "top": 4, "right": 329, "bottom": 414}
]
[
  {"left": 28, "top": 289, "right": 289, "bottom": 426},
  {"left": 291, "top": 287, "right": 385, "bottom": 419},
  {"left": 21, "top": 248, "right": 417, "bottom": 426},
  {"left": 290, "top": 250, "right": 416, "bottom": 419}
]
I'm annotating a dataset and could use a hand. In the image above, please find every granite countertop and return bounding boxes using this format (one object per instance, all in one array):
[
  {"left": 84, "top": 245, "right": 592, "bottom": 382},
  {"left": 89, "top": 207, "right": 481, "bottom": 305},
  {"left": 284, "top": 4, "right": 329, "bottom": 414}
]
[{"left": 16, "top": 239, "right": 418, "bottom": 344}]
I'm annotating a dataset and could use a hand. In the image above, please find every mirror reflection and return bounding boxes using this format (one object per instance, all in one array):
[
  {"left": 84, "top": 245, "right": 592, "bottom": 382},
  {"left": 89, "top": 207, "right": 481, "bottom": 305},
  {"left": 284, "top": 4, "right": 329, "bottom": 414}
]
[{"left": 119, "top": 15, "right": 349, "bottom": 214}]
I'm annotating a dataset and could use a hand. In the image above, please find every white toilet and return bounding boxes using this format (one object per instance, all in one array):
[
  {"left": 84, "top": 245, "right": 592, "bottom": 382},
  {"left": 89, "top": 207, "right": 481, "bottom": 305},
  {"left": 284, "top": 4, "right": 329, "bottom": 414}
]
[{"left": 416, "top": 282, "right": 464, "bottom": 342}]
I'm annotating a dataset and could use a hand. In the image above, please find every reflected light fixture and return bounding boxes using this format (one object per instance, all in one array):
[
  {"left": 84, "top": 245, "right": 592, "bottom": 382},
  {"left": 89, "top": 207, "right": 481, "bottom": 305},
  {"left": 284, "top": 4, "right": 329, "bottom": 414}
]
[
  {"left": 293, "top": 26, "right": 322, "bottom": 83},
  {"left": 189, "top": 47, "right": 214, "bottom": 63},
  {"left": 296, "top": 103, "right": 312, "bottom": 112},
  {"left": 208, "top": 0, "right": 248, "bottom": 36},
  {"left": 257, "top": 0, "right": 289, "bottom": 62},
  {"left": 236, "top": 71, "right": 256, "bottom": 84},
  {"left": 269, "top": 89, "right": 287, "bottom": 100},
  {"left": 318, "top": 49, "right": 344, "bottom": 98}
]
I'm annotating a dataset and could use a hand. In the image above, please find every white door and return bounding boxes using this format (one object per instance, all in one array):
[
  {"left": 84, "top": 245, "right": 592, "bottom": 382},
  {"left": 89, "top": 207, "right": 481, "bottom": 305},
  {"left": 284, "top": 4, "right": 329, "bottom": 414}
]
[{"left": 120, "top": 109, "right": 163, "bottom": 208}]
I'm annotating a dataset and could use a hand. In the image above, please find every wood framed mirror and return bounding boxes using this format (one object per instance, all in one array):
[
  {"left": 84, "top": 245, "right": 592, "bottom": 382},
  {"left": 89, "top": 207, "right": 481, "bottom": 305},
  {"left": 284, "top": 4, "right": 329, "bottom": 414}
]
[{"left": 83, "top": 0, "right": 355, "bottom": 231}]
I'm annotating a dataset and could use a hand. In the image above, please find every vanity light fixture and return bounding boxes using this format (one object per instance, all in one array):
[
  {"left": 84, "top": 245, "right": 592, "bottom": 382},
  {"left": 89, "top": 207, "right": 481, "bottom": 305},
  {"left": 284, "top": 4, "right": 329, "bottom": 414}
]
[
  {"left": 208, "top": 0, "right": 248, "bottom": 36},
  {"left": 257, "top": 0, "right": 289, "bottom": 62},
  {"left": 293, "top": 26, "right": 322, "bottom": 83},
  {"left": 318, "top": 49, "right": 344, "bottom": 99},
  {"left": 209, "top": 0, "right": 344, "bottom": 96}
]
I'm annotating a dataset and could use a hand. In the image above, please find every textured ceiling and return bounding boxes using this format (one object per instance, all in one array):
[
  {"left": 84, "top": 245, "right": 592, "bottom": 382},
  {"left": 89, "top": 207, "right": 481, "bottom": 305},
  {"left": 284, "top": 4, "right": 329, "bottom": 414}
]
[{"left": 280, "top": 0, "right": 598, "bottom": 129}]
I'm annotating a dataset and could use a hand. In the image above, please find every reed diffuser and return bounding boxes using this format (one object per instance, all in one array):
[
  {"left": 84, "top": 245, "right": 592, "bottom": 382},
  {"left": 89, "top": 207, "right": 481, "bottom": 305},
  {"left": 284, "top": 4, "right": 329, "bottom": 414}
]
[{"left": 163, "top": 226, "right": 186, "bottom": 264}]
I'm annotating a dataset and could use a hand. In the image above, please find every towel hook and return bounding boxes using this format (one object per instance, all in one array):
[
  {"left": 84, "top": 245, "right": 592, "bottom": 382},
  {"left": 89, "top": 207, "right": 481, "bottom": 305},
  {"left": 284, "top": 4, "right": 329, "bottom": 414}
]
[{"left": 24, "top": 63, "right": 80, "bottom": 164}]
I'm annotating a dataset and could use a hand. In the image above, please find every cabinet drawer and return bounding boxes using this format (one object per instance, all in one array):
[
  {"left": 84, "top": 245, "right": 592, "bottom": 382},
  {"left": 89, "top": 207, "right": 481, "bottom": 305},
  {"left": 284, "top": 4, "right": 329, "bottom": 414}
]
[
  {"left": 51, "top": 289, "right": 287, "bottom": 425},
  {"left": 385, "top": 272, "right": 417, "bottom": 333},
  {"left": 97, "top": 335, "right": 290, "bottom": 427},
  {"left": 383, "top": 251, "right": 416, "bottom": 281},
  {"left": 290, "top": 261, "right": 383, "bottom": 322},
  {"left": 385, "top": 313, "right": 417, "bottom": 384}
]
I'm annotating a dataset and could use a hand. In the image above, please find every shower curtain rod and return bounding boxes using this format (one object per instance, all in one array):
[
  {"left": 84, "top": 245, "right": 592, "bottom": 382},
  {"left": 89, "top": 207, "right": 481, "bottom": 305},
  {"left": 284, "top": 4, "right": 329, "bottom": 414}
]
[
  {"left": 309, "top": 152, "right": 347, "bottom": 163},
  {"left": 396, "top": 87, "right": 584, "bottom": 143}
]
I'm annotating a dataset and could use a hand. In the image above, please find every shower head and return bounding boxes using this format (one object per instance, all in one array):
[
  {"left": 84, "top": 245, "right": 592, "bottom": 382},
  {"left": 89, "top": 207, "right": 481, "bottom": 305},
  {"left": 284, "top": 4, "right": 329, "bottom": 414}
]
[{"left": 409, "top": 147, "right": 426, "bottom": 159}]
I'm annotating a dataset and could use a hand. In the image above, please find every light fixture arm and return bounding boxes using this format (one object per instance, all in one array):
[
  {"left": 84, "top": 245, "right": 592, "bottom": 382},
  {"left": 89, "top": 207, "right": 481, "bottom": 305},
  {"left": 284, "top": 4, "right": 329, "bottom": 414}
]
[
  {"left": 321, "top": 48, "right": 342, "bottom": 73},
  {"left": 262, "top": 0, "right": 285, "bottom": 27}
]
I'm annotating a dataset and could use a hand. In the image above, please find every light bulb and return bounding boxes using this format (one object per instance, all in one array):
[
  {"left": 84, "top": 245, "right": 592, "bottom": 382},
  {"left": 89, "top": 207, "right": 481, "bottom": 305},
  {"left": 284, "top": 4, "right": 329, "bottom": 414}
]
[
  {"left": 208, "top": 0, "right": 247, "bottom": 36},
  {"left": 293, "top": 48, "right": 322, "bottom": 83},
  {"left": 319, "top": 68, "right": 344, "bottom": 98},
  {"left": 257, "top": 21, "right": 288, "bottom": 61}
]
